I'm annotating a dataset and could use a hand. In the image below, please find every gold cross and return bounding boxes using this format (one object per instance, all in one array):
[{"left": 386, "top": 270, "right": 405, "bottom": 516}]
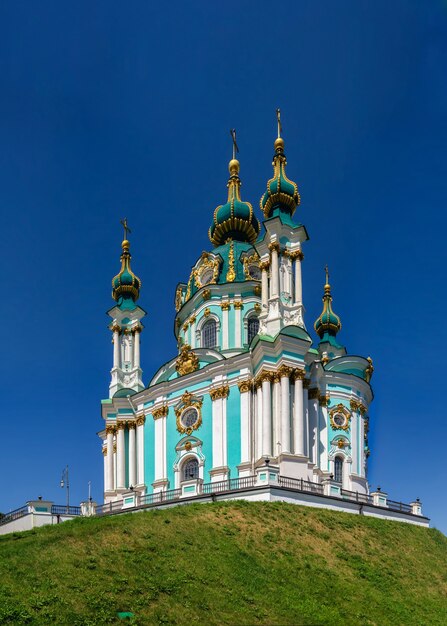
[
  {"left": 120, "top": 218, "right": 131, "bottom": 240},
  {"left": 230, "top": 128, "right": 239, "bottom": 160},
  {"left": 276, "top": 108, "right": 282, "bottom": 138}
]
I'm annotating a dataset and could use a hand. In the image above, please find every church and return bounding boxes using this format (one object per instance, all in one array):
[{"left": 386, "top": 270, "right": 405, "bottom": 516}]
[{"left": 99, "top": 114, "right": 376, "bottom": 505}]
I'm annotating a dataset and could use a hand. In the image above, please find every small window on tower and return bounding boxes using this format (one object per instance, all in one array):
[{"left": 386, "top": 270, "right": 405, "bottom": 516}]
[
  {"left": 202, "top": 319, "right": 217, "bottom": 348},
  {"left": 183, "top": 457, "right": 199, "bottom": 481},
  {"left": 334, "top": 457, "right": 343, "bottom": 483},
  {"left": 247, "top": 317, "right": 259, "bottom": 344}
]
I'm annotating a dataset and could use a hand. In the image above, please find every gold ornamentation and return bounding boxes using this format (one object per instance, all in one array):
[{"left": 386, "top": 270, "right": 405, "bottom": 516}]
[
  {"left": 127, "top": 422, "right": 136, "bottom": 430},
  {"left": 259, "top": 260, "right": 270, "bottom": 271},
  {"left": 271, "top": 372, "right": 280, "bottom": 384},
  {"left": 337, "top": 439, "right": 346, "bottom": 449},
  {"left": 329, "top": 403, "right": 351, "bottom": 431},
  {"left": 319, "top": 394, "right": 329, "bottom": 407},
  {"left": 254, "top": 303, "right": 261, "bottom": 314},
  {"left": 292, "top": 368, "right": 306, "bottom": 381},
  {"left": 175, "top": 286, "right": 183, "bottom": 312},
  {"left": 220, "top": 301, "right": 230, "bottom": 311},
  {"left": 174, "top": 391, "right": 203, "bottom": 435},
  {"left": 284, "top": 249, "right": 304, "bottom": 261},
  {"left": 254, "top": 285, "right": 261, "bottom": 296},
  {"left": 233, "top": 300, "right": 243, "bottom": 309},
  {"left": 256, "top": 370, "right": 273, "bottom": 385},
  {"left": 176, "top": 318, "right": 181, "bottom": 327},
  {"left": 132, "top": 324, "right": 142, "bottom": 334},
  {"left": 136, "top": 413, "right": 146, "bottom": 426},
  {"left": 111, "top": 323, "right": 121, "bottom": 333},
  {"left": 202, "top": 289, "right": 211, "bottom": 300},
  {"left": 113, "top": 443, "right": 117, "bottom": 453},
  {"left": 182, "top": 323, "right": 189, "bottom": 332},
  {"left": 268, "top": 241, "right": 280, "bottom": 253},
  {"left": 204, "top": 307, "right": 210, "bottom": 317},
  {"left": 117, "top": 421, "right": 126, "bottom": 430},
  {"left": 226, "top": 241, "right": 236, "bottom": 282},
  {"left": 243, "top": 253, "right": 261, "bottom": 280},
  {"left": 185, "top": 441, "right": 192, "bottom": 451},
  {"left": 359, "top": 404, "right": 367, "bottom": 416},
  {"left": 321, "top": 355, "right": 330, "bottom": 365},
  {"left": 308, "top": 388, "right": 319, "bottom": 400},
  {"left": 210, "top": 385, "right": 230, "bottom": 400},
  {"left": 175, "top": 344, "right": 199, "bottom": 376},
  {"left": 185, "top": 270, "right": 194, "bottom": 302},
  {"left": 350, "top": 398, "right": 360, "bottom": 411},
  {"left": 152, "top": 405, "right": 169, "bottom": 420},
  {"left": 105, "top": 425, "right": 116, "bottom": 435},
  {"left": 189, "top": 315, "right": 196, "bottom": 324},
  {"left": 238, "top": 379, "right": 252, "bottom": 393},
  {"left": 194, "top": 253, "right": 220, "bottom": 288},
  {"left": 102, "top": 447, "right": 107, "bottom": 456},
  {"left": 278, "top": 364, "right": 293, "bottom": 378},
  {"left": 365, "top": 356, "right": 374, "bottom": 382}
]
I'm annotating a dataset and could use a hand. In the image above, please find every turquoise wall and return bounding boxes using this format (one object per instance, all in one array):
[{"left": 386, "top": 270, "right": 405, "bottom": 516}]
[{"left": 226, "top": 386, "right": 241, "bottom": 477}]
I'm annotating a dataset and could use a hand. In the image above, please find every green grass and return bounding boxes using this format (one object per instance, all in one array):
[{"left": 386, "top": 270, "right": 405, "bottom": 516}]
[{"left": 0, "top": 501, "right": 446, "bottom": 625}]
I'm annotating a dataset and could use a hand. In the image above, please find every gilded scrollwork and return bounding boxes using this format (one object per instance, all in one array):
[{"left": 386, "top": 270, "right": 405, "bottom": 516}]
[
  {"left": 174, "top": 391, "right": 203, "bottom": 435},
  {"left": 209, "top": 385, "right": 230, "bottom": 400},
  {"left": 175, "top": 344, "right": 199, "bottom": 376},
  {"left": 238, "top": 379, "right": 252, "bottom": 393},
  {"left": 194, "top": 253, "right": 220, "bottom": 289},
  {"left": 243, "top": 253, "right": 261, "bottom": 280},
  {"left": 152, "top": 405, "right": 169, "bottom": 420},
  {"left": 329, "top": 403, "right": 352, "bottom": 431}
]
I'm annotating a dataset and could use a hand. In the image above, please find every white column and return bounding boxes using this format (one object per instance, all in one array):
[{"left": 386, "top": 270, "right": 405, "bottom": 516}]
[
  {"left": 103, "top": 448, "right": 107, "bottom": 494},
  {"left": 113, "top": 327, "right": 120, "bottom": 368},
  {"left": 269, "top": 243, "right": 280, "bottom": 298},
  {"left": 260, "top": 262, "right": 269, "bottom": 309},
  {"left": 359, "top": 407, "right": 366, "bottom": 477},
  {"left": 256, "top": 383, "right": 263, "bottom": 460},
  {"left": 238, "top": 380, "right": 251, "bottom": 464},
  {"left": 234, "top": 302, "right": 242, "bottom": 347},
  {"left": 153, "top": 408, "right": 167, "bottom": 482},
  {"left": 221, "top": 303, "right": 230, "bottom": 349},
  {"left": 190, "top": 317, "right": 197, "bottom": 348},
  {"left": 319, "top": 398, "right": 328, "bottom": 471},
  {"left": 136, "top": 414, "right": 145, "bottom": 486},
  {"left": 106, "top": 427, "right": 115, "bottom": 492},
  {"left": 294, "top": 252, "right": 303, "bottom": 305},
  {"left": 116, "top": 422, "right": 126, "bottom": 489},
  {"left": 272, "top": 374, "right": 281, "bottom": 457},
  {"left": 128, "top": 423, "right": 136, "bottom": 487},
  {"left": 293, "top": 371, "right": 305, "bottom": 455},
  {"left": 351, "top": 409, "right": 358, "bottom": 475},
  {"left": 308, "top": 390, "right": 318, "bottom": 464},
  {"left": 211, "top": 385, "right": 229, "bottom": 475},
  {"left": 261, "top": 374, "right": 272, "bottom": 456},
  {"left": 279, "top": 366, "right": 292, "bottom": 453},
  {"left": 303, "top": 381, "right": 309, "bottom": 457},
  {"left": 133, "top": 328, "right": 141, "bottom": 369}
]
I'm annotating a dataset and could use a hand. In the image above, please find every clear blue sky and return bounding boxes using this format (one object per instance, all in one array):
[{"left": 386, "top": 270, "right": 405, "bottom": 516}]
[{"left": 1, "top": 1, "right": 446, "bottom": 533}]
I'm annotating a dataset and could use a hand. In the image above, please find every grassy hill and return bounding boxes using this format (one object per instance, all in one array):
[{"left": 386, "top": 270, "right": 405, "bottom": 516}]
[{"left": 0, "top": 501, "right": 446, "bottom": 625}]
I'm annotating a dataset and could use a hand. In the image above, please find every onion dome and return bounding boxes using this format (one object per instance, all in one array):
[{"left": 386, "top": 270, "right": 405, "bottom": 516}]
[
  {"left": 209, "top": 158, "right": 260, "bottom": 247},
  {"left": 112, "top": 238, "right": 141, "bottom": 304},
  {"left": 314, "top": 267, "right": 342, "bottom": 340},
  {"left": 260, "top": 116, "right": 300, "bottom": 218}
]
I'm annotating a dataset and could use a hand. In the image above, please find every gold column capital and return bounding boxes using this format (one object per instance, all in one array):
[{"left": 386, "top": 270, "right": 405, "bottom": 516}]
[
  {"left": 210, "top": 384, "right": 230, "bottom": 401},
  {"left": 152, "top": 405, "right": 169, "bottom": 420}
]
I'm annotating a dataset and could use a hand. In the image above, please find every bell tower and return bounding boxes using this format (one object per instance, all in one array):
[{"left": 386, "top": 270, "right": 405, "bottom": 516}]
[{"left": 108, "top": 220, "right": 146, "bottom": 397}]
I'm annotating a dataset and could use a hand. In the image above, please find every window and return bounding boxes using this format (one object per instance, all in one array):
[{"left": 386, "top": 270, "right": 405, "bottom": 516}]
[
  {"left": 202, "top": 319, "right": 217, "bottom": 348},
  {"left": 334, "top": 457, "right": 343, "bottom": 483},
  {"left": 181, "top": 407, "right": 199, "bottom": 429},
  {"left": 200, "top": 268, "right": 214, "bottom": 286},
  {"left": 183, "top": 458, "right": 199, "bottom": 481},
  {"left": 247, "top": 317, "right": 259, "bottom": 344}
]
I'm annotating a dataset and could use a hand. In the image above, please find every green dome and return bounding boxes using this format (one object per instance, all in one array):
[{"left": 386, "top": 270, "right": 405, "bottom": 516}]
[
  {"left": 314, "top": 271, "right": 342, "bottom": 341},
  {"left": 261, "top": 137, "right": 300, "bottom": 218},
  {"left": 112, "top": 240, "right": 141, "bottom": 305},
  {"left": 209, "top": 159, "right": 260, "bottom": 247}
]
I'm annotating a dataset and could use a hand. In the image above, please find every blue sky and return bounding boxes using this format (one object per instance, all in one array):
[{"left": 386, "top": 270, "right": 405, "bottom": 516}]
[{"left": 0, "top": 1, "right": 446, "bottom": 532}]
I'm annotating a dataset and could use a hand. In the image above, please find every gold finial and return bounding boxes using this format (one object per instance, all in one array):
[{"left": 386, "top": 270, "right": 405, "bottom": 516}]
[
  {"left": 120, "top": 218, "right": 131, "bottom": 247},
  {"left": 276, "top": 108, "right": 282, "bottom": 138},
  {"left": 325, "top": 264, "right": 329, "bottom": 286},
  {"left": 229, "top": 129, "right": 240, "bottom": 175}
]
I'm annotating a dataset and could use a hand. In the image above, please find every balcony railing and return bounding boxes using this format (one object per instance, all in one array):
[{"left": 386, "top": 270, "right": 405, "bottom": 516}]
[
  {"left": 51, "top": 505, "right": 82, "bottom": 516},
  {"left": 0, "top": 505, "right": 29, "bottom": 527}
]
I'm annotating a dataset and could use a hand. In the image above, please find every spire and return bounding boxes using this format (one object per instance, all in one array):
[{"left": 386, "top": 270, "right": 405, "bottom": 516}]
[
  {"left": 314, "top": 266, "right": 342, "bottom": 340},
  {"left": 209, "top": 130, "right": 260, "bottom": 247},
  {"left": 112, "top": 219, "right": 141, "bottom": 306},
  {"left": 260, "top": 109, "right": 300, "bottom": 219}
]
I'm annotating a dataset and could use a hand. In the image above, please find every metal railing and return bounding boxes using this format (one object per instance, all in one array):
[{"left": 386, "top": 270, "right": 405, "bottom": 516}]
[
  {"left": 341, "top": 488, "right": 372, "bottom": 504},
  {"left": 140, "top": 489, "right": 182, "bottom": 506},
  {"left": 0, "top": 505, "right": 29, "bottom": 526},
  {"left": 386, "top": 499, "right": 412, "bottom": 514},
  {"left": 203, "top": 475, "right": 257, "bottom": 494},
  {"left": 278, "top": 476, "right": 324, "bottom": 495},
  {"left": 51, "top": 505, "right": 81, "bottom": 516}
]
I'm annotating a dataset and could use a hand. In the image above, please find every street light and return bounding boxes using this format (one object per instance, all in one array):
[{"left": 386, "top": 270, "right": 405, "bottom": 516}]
[{"left": 60, "top": 465, "right": 70, "bottom": 513}]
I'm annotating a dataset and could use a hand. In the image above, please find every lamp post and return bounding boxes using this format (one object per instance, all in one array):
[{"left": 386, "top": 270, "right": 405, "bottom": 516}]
[{"left": 60, "top": 465, "right": 70, "bottom": 513}]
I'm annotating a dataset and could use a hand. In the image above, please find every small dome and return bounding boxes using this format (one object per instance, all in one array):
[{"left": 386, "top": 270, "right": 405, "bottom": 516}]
[
  {"left": 314, "top": 270, "right": 342, "bottom": 340},
  {"left": 112, "top": 239, "right": 141, "bottom": 304},
  {"left": 261, "top": 135, "right": 300, "bottom": 218},
  {"left": 209, "top": 159, "right": 260, "bottom": 247}
]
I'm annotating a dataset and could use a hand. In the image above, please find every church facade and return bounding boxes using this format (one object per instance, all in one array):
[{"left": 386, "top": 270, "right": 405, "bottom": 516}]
[{"left": 99, "top": 125, "right": 375, "bottom": 504}]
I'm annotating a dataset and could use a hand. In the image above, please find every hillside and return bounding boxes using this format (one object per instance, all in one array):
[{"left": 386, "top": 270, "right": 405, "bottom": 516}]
[{"left": 0, "top": 501, "right": 445, "bottom": 625}]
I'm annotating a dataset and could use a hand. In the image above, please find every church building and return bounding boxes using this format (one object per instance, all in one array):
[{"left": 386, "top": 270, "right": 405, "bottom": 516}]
[{"left": 99, "top": 118, "right": 375, "bottom": 505}]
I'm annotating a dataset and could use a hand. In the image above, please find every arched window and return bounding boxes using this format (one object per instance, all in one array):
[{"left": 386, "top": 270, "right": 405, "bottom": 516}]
[
  {"left": 247, "top": 317, "right": 259, "bottom": 344},
  {"left": 202, "top": 319, "right": 217, "bottom": 348},
  {"left": 182, "top": 457, "right": 199, "bottom": 481},
  {"left": 334, "top": 457, "right": 343, "bottom": 484}
]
